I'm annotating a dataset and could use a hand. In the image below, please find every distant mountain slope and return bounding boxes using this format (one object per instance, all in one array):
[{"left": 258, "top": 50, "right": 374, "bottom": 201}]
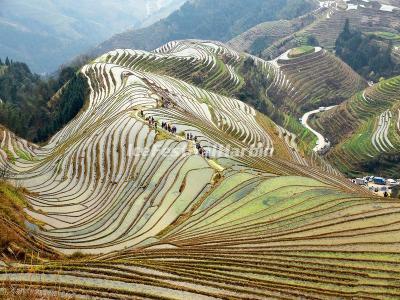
[
  {"left": 260, "top": 0, "right": 400, "bottom": 60},
  {"left": 0, "top": 0, "right": 186, "bottom": 73},
  {"left": 227, "top": 0, "right": 400, "bottom": 63},
  {"left": 91, "top": 0, "right": 316, "bottom": 58},
  {"left": 335, "top": 21, "right": 400, "bottom": 82},
  {"left": 302, "top": 1, "right": 400, "bottom": 49},
  {"left": 227, "top": 9, "right": 319, "bottom": 55}
]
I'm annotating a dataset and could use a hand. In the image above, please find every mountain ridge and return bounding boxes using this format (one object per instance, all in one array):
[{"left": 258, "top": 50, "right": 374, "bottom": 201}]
[{"left": 89, "top": 0, "right": 316, "bottom": 60}]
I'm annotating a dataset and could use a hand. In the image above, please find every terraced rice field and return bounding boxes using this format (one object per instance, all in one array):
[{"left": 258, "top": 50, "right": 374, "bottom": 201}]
[
  {"left": 304, "top": 2, "right": 400, "bottom": 49},
  {"left": 366, "top": 31, "right": 400, "bottom": 41},
  {"left": 288, "top": 46, "right": 315, "bottom": 58},
  {"left": 260, "top": 0, "right": 400, "bottom": 61},
  {"left": 258, "top": 1, "right": 335, "bottom": 59},
  {"left": 371, "top": 110, "right": 395, "bottom": 152},
  {"left": 267, "top": 47, "right": 366, "bottom": 115},
  {"left": 228, "top": 10, "right": 318, "bottom": 55},
  {"left": 1, "top": 40, "right": 337, "bottom": 255},
  {"left": 315, "top": 76, "right": 400, "bottom": 175},
  {"left": 2, "top": 177, "right": 400, "bottom": 298},
  {"left": 1, "top": 40, "right": 399, "bottom": 298}
]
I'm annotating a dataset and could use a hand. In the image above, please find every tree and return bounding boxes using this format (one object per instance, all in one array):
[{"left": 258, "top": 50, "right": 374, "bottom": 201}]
[
  {"left": 306, "top": 35, "right": 319, "bottom": 46},
  {"left": 343, "top": 19, "right": 350, "bottom": 35},
  {"left": 335, "top": 21, "right": 397, "bottom": 81},
  {"left": 5, "top": 57, "right": 10, "bottom": 66},
  {"left": 387, "top": 40, "right": 393, "bottom": 54},
  {"left": 0, "top": 58, "right": 87, "bottom": 142}
]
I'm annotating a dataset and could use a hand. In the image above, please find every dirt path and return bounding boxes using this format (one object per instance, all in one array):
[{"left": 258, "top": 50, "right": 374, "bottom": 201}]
[{"left": 301, "top": 106, "right": 336, "bottom": 153}]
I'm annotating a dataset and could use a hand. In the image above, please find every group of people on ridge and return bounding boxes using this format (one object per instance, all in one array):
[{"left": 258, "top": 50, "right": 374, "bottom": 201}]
[
  {"left": 187, "top": 134, "right": 210, "bottom": 159},
  {"left": 141, "top": 110, "right": 210, "bottom": 159},
  {"left": 144, "top": 114, "right": 177, "bottom": 134},
  {"left": 161, "top": 121, "right": 177, "bottom": 134}
]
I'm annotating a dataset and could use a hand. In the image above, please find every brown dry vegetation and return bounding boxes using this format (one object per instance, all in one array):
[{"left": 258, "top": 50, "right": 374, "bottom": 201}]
[
  {"left": 0, "top": 182, "right": 29, "bottom": 257},
  {"left": 0, "top": 181, "right": 59, "bottom": 262}
]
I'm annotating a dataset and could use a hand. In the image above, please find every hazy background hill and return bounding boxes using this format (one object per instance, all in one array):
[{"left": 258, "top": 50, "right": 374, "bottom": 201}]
[
  {"left": 92, "top": 0, "right": 315, "bottom": 57},
  {"left": 0, "top": 0, "right": 186, "bottom": 73}
]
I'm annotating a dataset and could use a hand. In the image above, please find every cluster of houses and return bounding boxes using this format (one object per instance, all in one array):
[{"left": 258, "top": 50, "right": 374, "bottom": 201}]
[
  {"left": 353, "top": 176, "right": 399, "bottom": 186},
  {"left": 352, "top": 176, "right": 400, "bottom": 197}
]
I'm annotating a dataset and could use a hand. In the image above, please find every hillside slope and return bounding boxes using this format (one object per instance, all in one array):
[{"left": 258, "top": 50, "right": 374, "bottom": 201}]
[
  {"left": 302, "top": 0, "right": 400, "bottom": 50},
  {"left": 91, "top": 0, "right": 316, "bottom": 58},
  {"left": 227, "top": 5, "right": 321, "bottom": 55},
  {"left": 1, "top": 40, "right": 400, "bottom": 298},
  {"left": 0, "top": 163, "right": 59, "bottom": 264},
  {"left": 235, "top": 0, "right": 400, "bottom": 61},
  {"left": 314, "top": 76, "right": 400, "bottom": 176},
  {"left": 267, "top": 46, "right": 366, "bottom": 115}
]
